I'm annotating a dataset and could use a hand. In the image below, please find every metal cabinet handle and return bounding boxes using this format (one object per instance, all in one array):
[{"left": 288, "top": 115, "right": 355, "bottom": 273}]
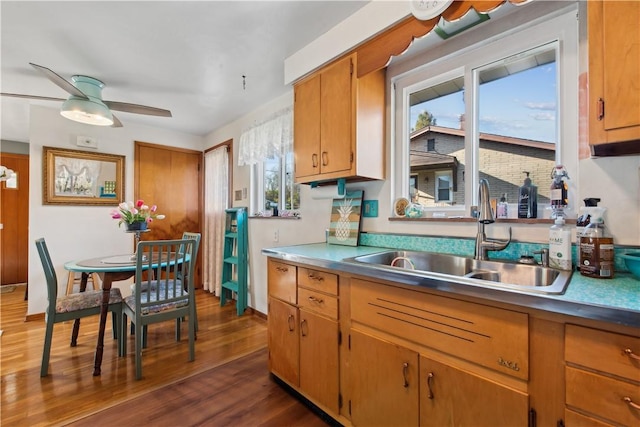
[
  {"left": 300, "top": 319, "right": 308, "bottom": 337},
  {"left": 402, "top": 362, "right": 409, "bottom": 388},
  {"left": 312, "top": 154, "right": 318, "bottom": 168},
  {"left": 308, "top": 296, "right": 324, "bottom": 304},
  {"left": 308, "top": 274, "right": 324, "bottom": 282},
  {"left": 624, "top": 348, "right": 640, "bottom": 361},
  {"left": 276, "top": 266, "right": 288, "bottom": 273},
  {"left": 597, "top": 97, "right": 605, "bottom": 121},
  {"left": 427, "top": 372, "right": 435, "bottom": 399},
  {"left": 321, "top": 151, "right": 328, "bottom": 166},
  {"left": 287, "top": 314, "right": 295, "bottom": 332},
  {"left": 623, "top": 397, "right": 640, "bottom": 411}
]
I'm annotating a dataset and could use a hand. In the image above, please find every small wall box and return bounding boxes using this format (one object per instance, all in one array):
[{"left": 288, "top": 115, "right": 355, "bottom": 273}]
[
  {"left": 363, "top": 200, "right": 379, "bottom": 217},
  {"left": 77, "top": 136, "right": 98, "bottom": 149}
]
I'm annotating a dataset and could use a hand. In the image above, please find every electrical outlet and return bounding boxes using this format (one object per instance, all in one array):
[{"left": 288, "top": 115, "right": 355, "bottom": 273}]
[{"left": 273, "top": 229, "right": 279, "bottom": 242}]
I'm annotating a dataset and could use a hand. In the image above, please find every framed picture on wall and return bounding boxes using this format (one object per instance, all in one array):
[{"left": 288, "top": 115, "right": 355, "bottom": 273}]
[
  {"left": 328, "top": 190, "right": 364, "bottom": 247},
  {"left": 42, "top": 146, "right": 125, "bottom": 205}
]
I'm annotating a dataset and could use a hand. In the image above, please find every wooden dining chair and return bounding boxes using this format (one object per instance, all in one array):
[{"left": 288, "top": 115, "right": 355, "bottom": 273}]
[
  {"left": 35, "top": 238, "right": 123, "bottom": 377},
  {"left": 121, "top": 238, "right": 197, "bottom": 380}
]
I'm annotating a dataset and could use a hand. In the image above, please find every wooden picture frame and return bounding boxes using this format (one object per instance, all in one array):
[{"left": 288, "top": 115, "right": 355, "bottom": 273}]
[
  {"left": 328, "top": 190, "right": 364, "bottom": 246},
  {"left": 43, "top": 146, "right": 125, "bottom": 205}
]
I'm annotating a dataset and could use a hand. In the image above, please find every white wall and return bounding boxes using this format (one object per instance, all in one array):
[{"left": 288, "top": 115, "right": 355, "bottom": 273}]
[{"left": 27, "top": 105, "right": 203, "bottom": 316}]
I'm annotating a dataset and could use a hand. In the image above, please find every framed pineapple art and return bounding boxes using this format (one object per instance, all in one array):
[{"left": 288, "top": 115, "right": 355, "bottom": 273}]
[{"left": 328, "top": 190, "right": 364, "bottom": 246}]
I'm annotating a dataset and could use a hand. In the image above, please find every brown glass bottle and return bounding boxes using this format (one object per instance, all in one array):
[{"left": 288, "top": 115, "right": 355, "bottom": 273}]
[{"left": 579, "top": 216, "right": 614, "bottom": 279}]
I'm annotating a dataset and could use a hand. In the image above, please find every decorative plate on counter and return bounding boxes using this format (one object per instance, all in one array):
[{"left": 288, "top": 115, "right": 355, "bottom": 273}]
[{"left": 394, "top": 198, "right": 409, "bottom": 217}]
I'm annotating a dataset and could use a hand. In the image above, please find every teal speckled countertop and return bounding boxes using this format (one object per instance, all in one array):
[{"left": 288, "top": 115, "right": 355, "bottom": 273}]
[{"left": 263, "top": 243, "right": 640, "bottom": 329}]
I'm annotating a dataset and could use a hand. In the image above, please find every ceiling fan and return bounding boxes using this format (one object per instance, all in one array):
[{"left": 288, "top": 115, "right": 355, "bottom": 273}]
[{"left": 1, "top": 63, "right": 172, "bottom": 127}]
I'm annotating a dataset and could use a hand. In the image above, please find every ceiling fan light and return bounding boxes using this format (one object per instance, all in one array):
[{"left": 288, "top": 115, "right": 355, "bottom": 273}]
[{"left": 61, "top": 96, "right": 113, "bottom": 126}]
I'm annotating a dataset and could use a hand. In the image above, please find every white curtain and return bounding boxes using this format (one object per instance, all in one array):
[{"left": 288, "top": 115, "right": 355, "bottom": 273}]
[
  {"left": 238, "top": 106, "right": 293, "bottom": 166},
  {"left": 203, "top": 146, "right": 229, "bottom": 295}
]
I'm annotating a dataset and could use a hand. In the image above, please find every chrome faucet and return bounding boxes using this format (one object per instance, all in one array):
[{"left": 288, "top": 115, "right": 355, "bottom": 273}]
[{"left": 475, "top": 179, "right": 511, "bottom": 260}]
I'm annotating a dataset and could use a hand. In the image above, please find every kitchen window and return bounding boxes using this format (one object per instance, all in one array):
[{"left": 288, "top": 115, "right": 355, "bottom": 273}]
[
  {"left": 391, "top": 7, "right": 578, "bottom": 216},
  {"left": 256, "top": 151, "right": 300, "bottom": 215},
  {"left": 238, "top": 106, "right": 300, "bottom": 216}
]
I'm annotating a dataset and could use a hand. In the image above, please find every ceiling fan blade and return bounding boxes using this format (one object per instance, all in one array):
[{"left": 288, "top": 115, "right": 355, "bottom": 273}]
[
  {"left": 111, "top": 114, "right": 123, "bottom": 128},
  {"left": 1, "top": 92, "right": 66, "bottom": 102},
  {"left": 103, "top": 100, "right": 172, "bottom": 117},
  {"left": 29, "top": 63, "right": 88, "bottom": 99}
]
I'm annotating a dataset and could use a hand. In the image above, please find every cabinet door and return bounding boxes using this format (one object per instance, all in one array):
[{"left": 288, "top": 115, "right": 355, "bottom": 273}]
[
  {"left": 588, "top": 0, "right": 640, "bottom": 147},
  {"left": 268, "top": 297, "right": 299, "bottom": 386},
  {"left": 299, "top": 309, "right": 339, "bottom": 414},
  {"left": 350, "top": 329, "right": 419, "bottom": 427},
  {"left": 320, "top": 55, "right": 353, "bottom": 175},
  {"left": 420, "top": 356, "right": 529, "bottom": 427},
  {"left": 294, "top": 74, "right": 321, "bottom": 179}
]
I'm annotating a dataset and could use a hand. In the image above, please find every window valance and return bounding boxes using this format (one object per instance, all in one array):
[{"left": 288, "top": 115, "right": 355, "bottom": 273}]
[
  {"left": 238, "top": 107, "right": 293, "bottom": 166},
  {"left": 355, "top": 0, "right": 528, "bottom": 78}
]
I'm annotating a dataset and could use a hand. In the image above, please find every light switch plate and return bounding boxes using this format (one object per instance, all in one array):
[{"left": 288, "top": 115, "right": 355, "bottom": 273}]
[
  {"left": 362, "top": 200, "right": 379, "bottom": 217},
  {"left": 77, "top": 136, "right": 98, "bottom": 149}
]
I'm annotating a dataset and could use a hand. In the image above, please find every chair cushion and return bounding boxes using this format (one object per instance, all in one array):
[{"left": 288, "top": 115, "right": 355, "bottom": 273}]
[
  {"left": 56, "top": 288, "right": 122, "bottom": 313},
  {"left": 125, "top": 281, "right": 188, "bottom": 315}
]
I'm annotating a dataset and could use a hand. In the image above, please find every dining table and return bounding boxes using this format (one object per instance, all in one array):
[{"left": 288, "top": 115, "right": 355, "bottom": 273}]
[
  {"left": 64, "top": 254, "right": 140, "bottom": 376},
  {"left": 65, "top": 251, "right": 189, "bottom": 376}
]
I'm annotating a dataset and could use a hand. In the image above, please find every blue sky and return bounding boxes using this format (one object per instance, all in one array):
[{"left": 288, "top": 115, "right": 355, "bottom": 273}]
[{"left": 411, "top": 63, "right": 557, "bottom": 143}]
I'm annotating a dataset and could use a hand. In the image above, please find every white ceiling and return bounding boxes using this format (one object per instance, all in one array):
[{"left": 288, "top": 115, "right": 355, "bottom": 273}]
[{"left": 0, "top": 1, "right": 369, "bottom": 142}]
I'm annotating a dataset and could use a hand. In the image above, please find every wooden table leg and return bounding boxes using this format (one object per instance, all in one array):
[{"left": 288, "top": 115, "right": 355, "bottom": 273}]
[
  {"left": 93, "top": 273, "right": 112, "bottom": 376},
  {"left": 71, "top": 272, "right": 92, "bottom": 347}
]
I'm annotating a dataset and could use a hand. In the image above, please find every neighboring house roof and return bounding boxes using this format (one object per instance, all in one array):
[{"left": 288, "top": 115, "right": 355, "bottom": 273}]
[
  {"left": 410, "top": 150, "right": 458, "bottom": 170},
  {"left": 410, "top": 125, "right": 555, "bottom": 151}
]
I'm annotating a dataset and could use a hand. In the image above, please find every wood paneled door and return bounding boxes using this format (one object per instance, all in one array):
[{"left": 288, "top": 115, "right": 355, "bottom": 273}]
[
  {"left": 135, "top": 141, "right": 203, "bottom": 287},
  {"left": 1, "top": 153, "right": 29, "bottom": 286}
]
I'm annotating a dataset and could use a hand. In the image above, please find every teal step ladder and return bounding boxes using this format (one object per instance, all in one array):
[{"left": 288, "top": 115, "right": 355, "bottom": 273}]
[{"left": 220, "top": 207, "right": 248, "bottom": 316}]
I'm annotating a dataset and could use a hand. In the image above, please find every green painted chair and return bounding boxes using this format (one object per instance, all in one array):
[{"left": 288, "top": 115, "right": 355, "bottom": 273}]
[
  {"left": 121, "top": 238, "right": 197, "bottom": 380},
  {"left": 36, "top": 238, "right": 123, "bottom": 377},
  {"left": 180, "top": 232, "right": 201, "bottom": 330},
  {"left": 135, "top": 231, "right": 201, "bottom": 346}
]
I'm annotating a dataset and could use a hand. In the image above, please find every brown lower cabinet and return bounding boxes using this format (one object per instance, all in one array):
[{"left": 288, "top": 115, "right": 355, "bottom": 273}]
[
  {"left": 419, "top": 357, "right": 528, "bottom": 426},
  {"left": 266, "top": 257, "right": 640, "bottom": 427},
  {"left": 350, "top": 330, "right": 419, "bottom": 426},
  {"left": 267, "top": 260, "right": 341, "bottom": 416}
]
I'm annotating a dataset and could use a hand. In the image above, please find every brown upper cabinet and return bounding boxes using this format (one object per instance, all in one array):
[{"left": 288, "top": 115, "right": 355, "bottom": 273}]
[
  {"left": 293, "top": 54, "right": 385, "bottom": 184},
  {"left": 588, "top": 0, "right": 640, "bottom": 155}
]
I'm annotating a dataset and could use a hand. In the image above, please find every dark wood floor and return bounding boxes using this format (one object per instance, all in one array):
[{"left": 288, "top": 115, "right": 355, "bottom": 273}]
[
  {"left": 0, "top": 284, "right": 329, "bottom": 426},
  {"left": 67, "top": 348, "right": 330, "bottom": 427}
]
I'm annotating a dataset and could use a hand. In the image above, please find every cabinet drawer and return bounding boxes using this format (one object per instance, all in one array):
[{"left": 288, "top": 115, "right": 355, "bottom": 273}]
[
  {"left": 566, "top": 324, "right": 640, "bottom": 381},
  {"left": 351, "top": 279, "right": 529, "bottom": 380},
  {"left": 298, "top": 287, "right": 338, "bottom": 320},
  {"left": 298, "top": 267, "right": 338, "bottom": 295},
  {"left": 566, "top": 366, "right": 640, "bottom": 427},
  {"left": 268, "top": 260, "right": 297, "bottom": 304}
]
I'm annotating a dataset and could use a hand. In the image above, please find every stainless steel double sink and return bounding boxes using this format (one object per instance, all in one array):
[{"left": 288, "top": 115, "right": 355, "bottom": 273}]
[{"left": 343, "top": 250, "right": 572, "bottom": 294}]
